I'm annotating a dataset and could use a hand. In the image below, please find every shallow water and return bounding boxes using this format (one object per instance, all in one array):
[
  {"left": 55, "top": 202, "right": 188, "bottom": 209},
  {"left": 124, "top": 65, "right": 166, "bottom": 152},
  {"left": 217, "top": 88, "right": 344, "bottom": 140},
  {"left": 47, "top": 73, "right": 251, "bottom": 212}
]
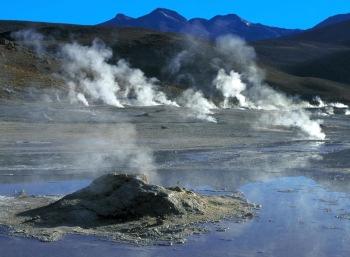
[{"left": 0, "top": 102, "right": 349, "bottom": 256}]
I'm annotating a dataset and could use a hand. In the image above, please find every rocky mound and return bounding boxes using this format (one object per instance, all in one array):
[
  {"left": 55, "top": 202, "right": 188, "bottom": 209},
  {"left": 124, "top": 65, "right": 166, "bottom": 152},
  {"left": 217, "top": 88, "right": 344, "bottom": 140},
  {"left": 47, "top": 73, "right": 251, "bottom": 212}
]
[
  {"left": 0, "top": 173, "right": 257, "bottom": 244},
  {"left": 21, "top": 174, "right": 210, "bottom": 225}
]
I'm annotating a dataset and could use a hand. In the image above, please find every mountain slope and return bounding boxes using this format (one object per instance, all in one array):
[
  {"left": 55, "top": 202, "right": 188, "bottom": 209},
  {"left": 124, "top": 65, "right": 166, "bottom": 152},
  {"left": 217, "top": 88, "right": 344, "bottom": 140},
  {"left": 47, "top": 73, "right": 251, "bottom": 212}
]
[
  {"left": 292, "top": 20, "right": 350, "bottom": 45},
  {"left": 99, "top": 8, "right": 301, "bottom": 41},
  {"left": 314, "top": 13, "right": 350, "bottom": 29},
  {"left": 253, "top": 19, "right": 350, "bottom": 88},
  {"left": 101, "top": 8, "right": 188, "bottom": 33}
]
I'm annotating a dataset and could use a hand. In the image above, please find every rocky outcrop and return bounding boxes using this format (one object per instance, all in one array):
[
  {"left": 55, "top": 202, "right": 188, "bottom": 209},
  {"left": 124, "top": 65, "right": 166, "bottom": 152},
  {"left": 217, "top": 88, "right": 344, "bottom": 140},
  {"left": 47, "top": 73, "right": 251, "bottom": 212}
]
[{"left": 22, "top": 174, "right": 211, "bottom": 225}]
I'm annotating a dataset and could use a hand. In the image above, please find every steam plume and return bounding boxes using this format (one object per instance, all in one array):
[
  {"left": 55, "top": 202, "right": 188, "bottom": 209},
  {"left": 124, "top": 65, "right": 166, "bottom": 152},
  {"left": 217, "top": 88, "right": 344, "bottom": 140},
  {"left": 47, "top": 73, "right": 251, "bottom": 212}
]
[
  {"left": 177, "top": 89, "right": 217, "bottom": 123},
  {"left": 61, "top": 40, "right": 222, "bottom": 122},
  {"left": 61, "top": 40, "right": 177, "bottom": 108},
  {"left": 71, "top": 124, "right": 156, "bottom": 178},
  {"left": 214, "top": 69, "right": 249, "bottom": 108},
  {"left": 213, "top": 36, "right": 326, "bottom": 140},
  {"left": 312, "top": 96, "right": 349, "bottom": 116}
]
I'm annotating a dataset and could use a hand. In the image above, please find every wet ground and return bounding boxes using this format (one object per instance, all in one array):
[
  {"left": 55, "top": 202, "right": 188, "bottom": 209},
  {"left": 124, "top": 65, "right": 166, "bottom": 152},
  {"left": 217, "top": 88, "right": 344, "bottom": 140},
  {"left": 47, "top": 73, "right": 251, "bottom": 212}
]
[{"left": 0, "top": 102, "right": 349, "bottom": 257}]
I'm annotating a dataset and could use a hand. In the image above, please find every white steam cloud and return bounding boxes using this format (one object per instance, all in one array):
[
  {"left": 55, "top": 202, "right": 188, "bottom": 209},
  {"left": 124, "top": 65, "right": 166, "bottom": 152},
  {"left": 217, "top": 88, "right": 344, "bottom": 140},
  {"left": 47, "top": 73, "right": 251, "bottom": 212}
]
[
  {"left": 177, "top": 89, "right": 218, "bottom": 123},
  {"left": 61, "top": 39, "right": 221, "bottom": 123},
  {"left": 214, "top": 69, "right": 249, "bottom": 108},
  {"left": 212, "top": 35, "right": 326, "bottom": 140},
  {"left": 61, "top": 40, "right": 177, "bottom": 108}
]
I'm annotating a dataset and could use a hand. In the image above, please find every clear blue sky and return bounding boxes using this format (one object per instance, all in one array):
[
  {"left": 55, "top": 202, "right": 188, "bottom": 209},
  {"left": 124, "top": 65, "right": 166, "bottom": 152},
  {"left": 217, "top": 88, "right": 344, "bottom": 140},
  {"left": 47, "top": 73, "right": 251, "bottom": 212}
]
[{"left": 2, "top": 0, "right": 350, "bottom": 29}]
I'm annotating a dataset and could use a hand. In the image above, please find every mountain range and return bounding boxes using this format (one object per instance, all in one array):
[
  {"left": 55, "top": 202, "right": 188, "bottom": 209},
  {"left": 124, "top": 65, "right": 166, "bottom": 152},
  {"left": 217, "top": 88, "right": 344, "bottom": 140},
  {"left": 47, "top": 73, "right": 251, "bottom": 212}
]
[
  {"left": 99, "top": 8, "right": 350, "bottom": 42},
  {"left": 99, "top": 8, "right": 301, "bottom": 41}
]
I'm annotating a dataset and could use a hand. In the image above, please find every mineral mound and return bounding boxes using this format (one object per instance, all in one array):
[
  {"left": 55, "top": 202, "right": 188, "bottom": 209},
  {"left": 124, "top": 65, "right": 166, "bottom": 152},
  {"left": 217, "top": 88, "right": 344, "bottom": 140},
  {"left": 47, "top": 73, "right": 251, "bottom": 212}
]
[
  {"left": 21, "top": 173, "right": 215, "bottom": 225},
  {"left": 0, "top": 173, "right": 257, "bottom": 244}
]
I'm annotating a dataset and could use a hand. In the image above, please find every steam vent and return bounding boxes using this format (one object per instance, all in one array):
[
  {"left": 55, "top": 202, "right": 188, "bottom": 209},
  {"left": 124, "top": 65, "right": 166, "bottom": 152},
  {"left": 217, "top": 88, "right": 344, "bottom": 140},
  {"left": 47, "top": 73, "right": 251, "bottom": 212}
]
[{"left": 0, "top": 174, "right": 257, "bottom": 244}]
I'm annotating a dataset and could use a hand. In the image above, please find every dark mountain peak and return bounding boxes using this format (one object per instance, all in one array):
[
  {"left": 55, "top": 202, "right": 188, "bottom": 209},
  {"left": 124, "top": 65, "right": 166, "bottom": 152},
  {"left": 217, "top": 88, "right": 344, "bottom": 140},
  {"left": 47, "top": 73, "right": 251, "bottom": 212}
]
[
  {"left": 209, "top": 14, "right": 252, "bottom": 28},
  {"left": 152, "top": 8, "right": 181, "bottom": 15},
  {"left": 99, "top": 8, "right": 187, "bottom": 30},
  {"left": 315, "top": 13, "right": 350, "bottom": 29},
  {"left": 100, "top": 13, "right": 134, "bottom": 26},
  {"left": 146, "top": 8, "right": 187, "bottom": 23},
  {"left": 114, "top": 13, "right": 133, "bottom": 21}
]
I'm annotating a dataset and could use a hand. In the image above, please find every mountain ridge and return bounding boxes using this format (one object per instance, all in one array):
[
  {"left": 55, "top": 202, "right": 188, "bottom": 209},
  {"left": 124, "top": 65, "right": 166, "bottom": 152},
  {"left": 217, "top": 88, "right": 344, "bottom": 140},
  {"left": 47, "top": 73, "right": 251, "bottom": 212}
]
[
  {"left": 314, "top": 13, "right": 350, "bottom": 29},
  {"left": 99, "top": 8, "right": 301, "bottom": 41}
]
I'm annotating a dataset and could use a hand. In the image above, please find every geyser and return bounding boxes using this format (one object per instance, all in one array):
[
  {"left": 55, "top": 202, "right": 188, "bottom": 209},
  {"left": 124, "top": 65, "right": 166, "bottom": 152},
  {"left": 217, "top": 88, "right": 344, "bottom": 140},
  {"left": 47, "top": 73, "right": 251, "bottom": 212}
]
[
  {"left": 214, "top": 69, "right": 249, "bottom": 108},
  {"left": 212, "top": 35, "right": 326, "bottom": 140},
  {"left": 177, "top": 89, "right": 218, "bottom": 123}
]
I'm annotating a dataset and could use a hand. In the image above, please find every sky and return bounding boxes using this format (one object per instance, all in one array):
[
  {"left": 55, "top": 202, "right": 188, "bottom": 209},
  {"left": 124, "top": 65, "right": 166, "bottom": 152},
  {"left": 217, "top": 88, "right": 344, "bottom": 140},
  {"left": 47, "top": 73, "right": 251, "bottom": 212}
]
[{"left": 1, "top": 0, "right": 350, "bottom": 29}]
